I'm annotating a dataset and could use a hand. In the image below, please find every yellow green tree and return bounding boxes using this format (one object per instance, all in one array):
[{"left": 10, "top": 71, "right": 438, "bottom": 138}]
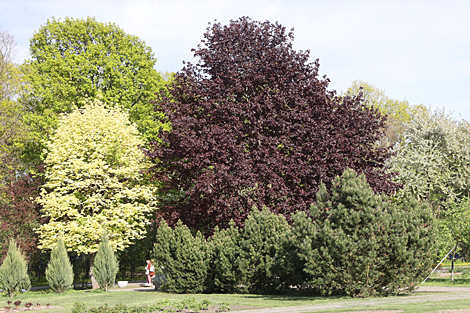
[
  {"left": 22, "top": 17, "right": 171, "bottom": 166},
  {"left": 343, "top": 79, "right": 428, "bottom": 147},
  {"left": 36, "top": 100, "right": 157, "bottom": 288}
]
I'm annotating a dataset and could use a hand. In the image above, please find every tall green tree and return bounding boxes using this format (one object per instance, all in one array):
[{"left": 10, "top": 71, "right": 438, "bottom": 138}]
[
  {"left": 0, "top": 29, "right": 30, "bottom": 181},
  {"left": 343, "top": 79, "right": 428, "bottom": 147},
  {"left": 0, "top": 239, "right": 31, "bottom": 297},
  {"left": 94, "top": 231, "right": 119, "bottom": 292},
  {"left": 45, "top": 237, "right": 74, "bottom": 293},
  {"left": 36, "top": 100, "right": 157, "bottom": 288},
  {"left": 22, "top": 17, "right": 170, "bottom": 165}
]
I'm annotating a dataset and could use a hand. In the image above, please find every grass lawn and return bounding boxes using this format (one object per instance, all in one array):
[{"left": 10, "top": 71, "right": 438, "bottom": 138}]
[
  {"left": 2, "top": 287, "right": 470, "bottom": 313},
  {"left": 1, "top": 288, "right": 355, "bottom": 312}
]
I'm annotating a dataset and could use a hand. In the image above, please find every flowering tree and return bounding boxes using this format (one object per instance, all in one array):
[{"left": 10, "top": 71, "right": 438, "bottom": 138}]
[{"left": 36, "top": 100, "right": 157, "bottom": 288}]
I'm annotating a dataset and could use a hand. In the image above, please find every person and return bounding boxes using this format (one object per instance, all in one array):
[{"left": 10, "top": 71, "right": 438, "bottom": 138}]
[{"left": 145, "top": 259, "right": 155, "bottom": 287}]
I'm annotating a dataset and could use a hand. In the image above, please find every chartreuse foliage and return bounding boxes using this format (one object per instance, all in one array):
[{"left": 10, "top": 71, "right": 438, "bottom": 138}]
[
  {"left": 36, "top": 100, "right": 157, "bottom": 254},
  {"left": 343, "top": 79, "right": 428, "bottom": 146},
  {"left": 94, "top": 231, "right": 119, "bottom": 292},
  {"left": 45, "top": 237, "right": 74, "bottom": 293},
  {"left": 0, "top": 238, "right": 31, "bottom": 297},
  {"left": 289, "top": 168, "right": 435, "bottom": 297},
  {"left": 153, "top": 220, "right": 208, "bottom": 293},
  {"left": 22, "top": 17, "right": 170, "bottom": 165}
]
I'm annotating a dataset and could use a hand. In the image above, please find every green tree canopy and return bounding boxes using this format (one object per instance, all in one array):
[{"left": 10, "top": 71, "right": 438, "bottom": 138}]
[
  {"left": 23, "top": 17, "right": 170, "bottom": 165},
  {"left": 36, "top": 100, "right": 157, "bottom": 254},
  {"left": 0, "top": 28, "right": 30, "bottom": 181},
  {"left": 343, "top": 79, "right": 428, "bottom": 146},
  {"left": 387, "top": 108, "right": 470, "bottom": 257}
]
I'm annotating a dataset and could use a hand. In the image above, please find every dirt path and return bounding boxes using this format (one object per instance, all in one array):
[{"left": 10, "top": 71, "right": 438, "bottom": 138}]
[{"left": 233, "top": 287, "right": 470, "bottom": 313}]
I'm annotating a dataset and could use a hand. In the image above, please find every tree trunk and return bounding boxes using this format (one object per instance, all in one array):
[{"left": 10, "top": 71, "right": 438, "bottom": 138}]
[{"left": 89, "top": 254, "right": 100, "bottom": 290}]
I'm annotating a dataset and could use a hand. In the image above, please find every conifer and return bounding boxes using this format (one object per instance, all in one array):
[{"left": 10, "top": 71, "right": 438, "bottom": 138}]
[
  {"left": 0, "top": 238, "right": 31, "bottom": 297},
  {"left": 239, "top": 206, "right": 290, "bottom": 293},
  {"left": 153, "top": 220, "right": 207, "bottom": 293},
  {"left": 45, "top": 237, "right": 74, "bottom": 293},
  {"left": 206, "top": 220, "right": 241, "bottom": 293},
  {"left": 291, "top": 168, "right": 435, "bottom": 296},
  {"left": 93, "top": 231, "right": 119, "bottom": 291}
]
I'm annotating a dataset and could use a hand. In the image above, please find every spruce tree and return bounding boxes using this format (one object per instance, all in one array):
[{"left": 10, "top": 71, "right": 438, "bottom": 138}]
[
  {"left": 93, "top": 231, "right": 119, "bottom": 292},
  {"left": 45, "top": 237, "right": 74, "bottom": 293},
  {"left": 0, "top": 238, "right": 31, "bottom": 297}
]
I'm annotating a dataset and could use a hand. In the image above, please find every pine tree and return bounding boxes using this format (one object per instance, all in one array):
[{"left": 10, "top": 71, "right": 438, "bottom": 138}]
[
  {"left": 0, "top": 238, "right": 31, "bottom": 297},
  {"left": 45, "top": 237, "right": 74, "bottom": 293},
  {"left": 206, "top": 220, "right": 242, "bottom": 293},
  {"left": 93, "top": 231, "right": 119, "bottom": 292},
  {"left": 239, "top": 206, "right": 290, "bottom": 294},
  {"left": 292, "top": 168, "right": 435, "bottom": 297},
  {"left": 153, "top": 220, "right": 207, "bottom": 293}
]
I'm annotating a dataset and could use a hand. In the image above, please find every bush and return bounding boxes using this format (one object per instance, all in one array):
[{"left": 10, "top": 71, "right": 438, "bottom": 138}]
[
  {"left": 153, "top": 220, "right": 208, "bottom": 293},
  {"left": 0, "top": 238, "right": 31, "bottom": 297},
  {"left": 46, "top": 237, "right": 74, "bottom": 292},
  {"left": 206, "top": 220, "right": 242, "bottom": 293},
  {"left": 93, "top": 231, "right": 119, "bottom": 292},
  {"left": 291, "top": 168, "right": 435, "bottom": 297},
  {"left": 238, "top": 206, "right": 290, "bottom": 293}
]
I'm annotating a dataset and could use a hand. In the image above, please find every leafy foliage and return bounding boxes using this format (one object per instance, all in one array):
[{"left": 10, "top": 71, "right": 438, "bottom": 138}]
[
  {"left": 93, "top": 231, "right": 119, "bottom": 292},
  {"left": 148, "top": 17, "right": 398, "bottom": 233},
  {"left": 45, "top": 237, "right": 74, "bottom": 293},
  {"left": 152, "top": 220, "right": 208, "bottom": 293},
  {"left": 22, "top": 16, "right": 170, "bottom": 165},
  {"left": 343, "top": 79, "right": 428, "bottom": 147},
  {"left": 387, "top": 108, "right": 470, "bottom": 257},
  {"left": 0, "top": 29, "right": 31, "bottom": 180},
  {"left": 0, "top": 239, "right": 31, "bottom": 297},
  {"left": 0, "top": 168, "right": 44, "bottom": 260},
  {"left": 36, "top": 100, "right": 157, "bottom": 254},
  {"left": 291, "top": 168, "right": 435, "bottom": 297}
]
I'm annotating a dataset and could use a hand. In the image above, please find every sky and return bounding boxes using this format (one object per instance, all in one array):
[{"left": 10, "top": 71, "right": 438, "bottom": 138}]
[{"left": 1, "top": 0, "right": 469, "bottom": 120}]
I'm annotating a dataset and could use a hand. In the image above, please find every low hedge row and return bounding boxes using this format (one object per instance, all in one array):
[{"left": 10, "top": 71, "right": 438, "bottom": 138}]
[{"left": 152, "top": 169, "right": 436, "bottom": 297}]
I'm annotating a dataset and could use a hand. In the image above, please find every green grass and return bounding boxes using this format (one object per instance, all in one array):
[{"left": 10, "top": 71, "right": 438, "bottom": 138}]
[
  {"left": 2, "top": 287, "right": 470, "bottom": 313},
  {"left": 314, "top": 298, "right": 470, "bottom": 313},
  {"left": 1, "top": 289, "right": 354, "bottom": 312}
]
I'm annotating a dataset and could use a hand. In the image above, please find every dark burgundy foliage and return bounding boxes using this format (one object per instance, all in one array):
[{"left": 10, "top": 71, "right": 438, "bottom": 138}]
[
  {"left": 0, "top": 167, "right": 44, "bottom": 260},
  {"left": 148, "top": 17, "right": 399, "bottom": 233}
]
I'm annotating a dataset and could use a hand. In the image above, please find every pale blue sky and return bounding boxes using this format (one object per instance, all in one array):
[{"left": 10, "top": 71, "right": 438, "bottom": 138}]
[{"left": 2, "top": 0, "right": 469, "bottom": 120}]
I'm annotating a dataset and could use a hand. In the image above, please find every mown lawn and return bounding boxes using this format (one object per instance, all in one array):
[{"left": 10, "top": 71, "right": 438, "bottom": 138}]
[{"left": 3, "top": 287, "right": 470, "bottom": 313}]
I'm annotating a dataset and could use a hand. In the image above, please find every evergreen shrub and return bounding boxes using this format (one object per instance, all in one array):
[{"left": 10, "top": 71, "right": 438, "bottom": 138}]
[
  {"left": 153, "top": 220, "right": 207, "bottom": 293},
  {"left": 93, "top": 231, "right": 119, "bottom": 292},
  {"left": 46, "top": 237, "right": 74, "bottom": 292},
  {"left": 206, "top": 220, "right": 242, "bottom": 293},
  {"left": 291, "top": 168, "right": 435, "bottom": 297},
  {"left": 238, "top": 206, "right": 290, "bottom": 293},
  {"left": 0, "top": 238, "right": 31, "bottom": 297}
]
